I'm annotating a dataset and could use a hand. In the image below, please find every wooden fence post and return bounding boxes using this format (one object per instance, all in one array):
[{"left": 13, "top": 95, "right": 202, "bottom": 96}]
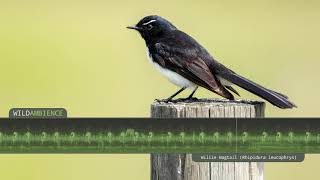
[{"left": 150, "top": 99, "right": 265, "bottom": 180}]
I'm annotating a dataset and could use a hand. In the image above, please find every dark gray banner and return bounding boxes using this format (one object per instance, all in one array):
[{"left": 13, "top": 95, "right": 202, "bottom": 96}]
[
  {"left": 9, "top": 108, "right": 67, "bottom": 119},
  {"left": 192, "top": 153, "right": 305, "bottom": 162}
]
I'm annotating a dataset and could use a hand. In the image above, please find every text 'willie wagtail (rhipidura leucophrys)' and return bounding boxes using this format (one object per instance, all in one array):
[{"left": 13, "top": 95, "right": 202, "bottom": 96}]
[{"left": 127, "top": 15, "right": 296, "bottom": 109}]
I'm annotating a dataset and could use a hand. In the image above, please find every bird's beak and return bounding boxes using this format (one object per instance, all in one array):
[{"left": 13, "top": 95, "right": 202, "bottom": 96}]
[{"left": 127, "top": 25, "right": 141, "bottom": 31}]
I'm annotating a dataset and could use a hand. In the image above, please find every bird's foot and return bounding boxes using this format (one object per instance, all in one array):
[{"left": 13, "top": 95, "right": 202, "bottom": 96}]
[
  {"left": 188, "top": 97, "right": 199, "bottom": 101},
  {"left": 176, "top": 97, "right": 199, "bottom": 102},
  {"left": 155, "top": 97, "right": 199, "bottom": 103},
  {"left": 155, "top": 98, "right": 173, "bottom": 103}
]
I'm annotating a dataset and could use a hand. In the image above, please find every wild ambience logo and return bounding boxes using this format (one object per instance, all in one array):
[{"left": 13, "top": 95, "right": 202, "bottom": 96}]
[{"left": 9, "top": 108, "right": 67, "bottom": 119}]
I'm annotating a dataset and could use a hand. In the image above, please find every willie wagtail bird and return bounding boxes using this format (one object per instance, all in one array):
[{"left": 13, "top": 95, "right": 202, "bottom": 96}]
[{"left": 127, "top": 15, "right": 296, "bottom": 109}]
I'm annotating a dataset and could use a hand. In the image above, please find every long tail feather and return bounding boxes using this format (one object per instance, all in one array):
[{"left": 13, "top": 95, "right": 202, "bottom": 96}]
[{"left": 220, "top": 73, "right": 296, "bottom": 109}]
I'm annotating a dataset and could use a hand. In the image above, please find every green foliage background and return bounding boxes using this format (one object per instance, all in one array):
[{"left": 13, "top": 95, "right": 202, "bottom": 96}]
[{"left": 0, "top": 0, "right": 319, "bottom": 179}]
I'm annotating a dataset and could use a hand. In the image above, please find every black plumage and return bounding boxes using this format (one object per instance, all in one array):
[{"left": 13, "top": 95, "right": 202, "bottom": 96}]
[{"left": 127, "top": 15, "right": 296, "bottom": 109}]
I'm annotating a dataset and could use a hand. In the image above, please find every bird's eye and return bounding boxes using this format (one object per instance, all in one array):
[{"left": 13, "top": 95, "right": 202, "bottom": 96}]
[{"left": 147, "top": 24, "right": 153, "bottom": 30}]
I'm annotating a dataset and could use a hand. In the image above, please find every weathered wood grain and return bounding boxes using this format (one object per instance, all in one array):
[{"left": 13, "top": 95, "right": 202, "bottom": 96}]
[{"left": 150, "top": 98, "right": 265, "bottom": 180}]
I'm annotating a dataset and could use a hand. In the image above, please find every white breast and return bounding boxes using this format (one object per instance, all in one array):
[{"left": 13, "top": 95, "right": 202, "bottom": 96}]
[{"left": 147, "top": 49, "right": 196, "bottom": 89}]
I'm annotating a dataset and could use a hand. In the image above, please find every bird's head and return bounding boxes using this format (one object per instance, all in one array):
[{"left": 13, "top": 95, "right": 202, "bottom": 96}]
[{"left": 127, "top": 15, "right": 177, "bottom": 42}]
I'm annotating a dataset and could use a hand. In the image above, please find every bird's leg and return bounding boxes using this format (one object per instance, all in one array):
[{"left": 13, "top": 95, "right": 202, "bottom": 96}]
[
  {"left": 186, "top": 86, "right": 198, "bottom": 99},
  {"left": 178, "top": 86, "right": 199, "bottom": 102},
  {"left": 155, "top": 87, "right": 186, "bottom": 103}
]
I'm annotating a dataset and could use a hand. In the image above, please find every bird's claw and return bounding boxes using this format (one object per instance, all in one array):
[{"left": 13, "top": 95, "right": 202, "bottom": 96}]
[
  {"left": 155, "top": 97, "right": 198, "bottom": 103},
  {"left": 187, "top": 97, "right": 198, "bottom": 101},
  {"left": 155, "top": 98, "right": 173, "bottom": 103},
  {"left": 177, "top": 97, "right": 199, "bottom": 102}
]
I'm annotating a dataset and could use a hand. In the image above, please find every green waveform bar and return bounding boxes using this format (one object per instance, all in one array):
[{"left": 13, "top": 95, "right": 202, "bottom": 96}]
[{"left": 0, "top": 118, "right": 319, "bottom": 153}]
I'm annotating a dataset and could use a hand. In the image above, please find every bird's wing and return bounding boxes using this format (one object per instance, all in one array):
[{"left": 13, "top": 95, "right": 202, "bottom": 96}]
[{"left": 152, "top": 41, "right": 234, "bottom": 100}]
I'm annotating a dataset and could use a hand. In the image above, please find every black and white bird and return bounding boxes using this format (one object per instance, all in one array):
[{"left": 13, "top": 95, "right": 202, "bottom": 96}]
[{"left": 127, "top": 15, "right": 296, "bottom": 109}]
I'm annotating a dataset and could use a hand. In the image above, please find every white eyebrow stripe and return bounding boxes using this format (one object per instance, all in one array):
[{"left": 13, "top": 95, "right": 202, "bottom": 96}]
[{"left": 142, "top": 19, "right": 157, "bottom": 26}]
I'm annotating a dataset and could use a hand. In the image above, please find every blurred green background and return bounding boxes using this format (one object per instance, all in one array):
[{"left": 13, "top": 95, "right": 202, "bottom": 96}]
[{"left": 0, "top": 0, "right": 319, "bottom": 179}]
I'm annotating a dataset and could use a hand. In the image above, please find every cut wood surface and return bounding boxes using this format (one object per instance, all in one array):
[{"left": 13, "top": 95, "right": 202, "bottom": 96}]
[{"left": 150, "top": 98, "right": 265, "bottom": 180}]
